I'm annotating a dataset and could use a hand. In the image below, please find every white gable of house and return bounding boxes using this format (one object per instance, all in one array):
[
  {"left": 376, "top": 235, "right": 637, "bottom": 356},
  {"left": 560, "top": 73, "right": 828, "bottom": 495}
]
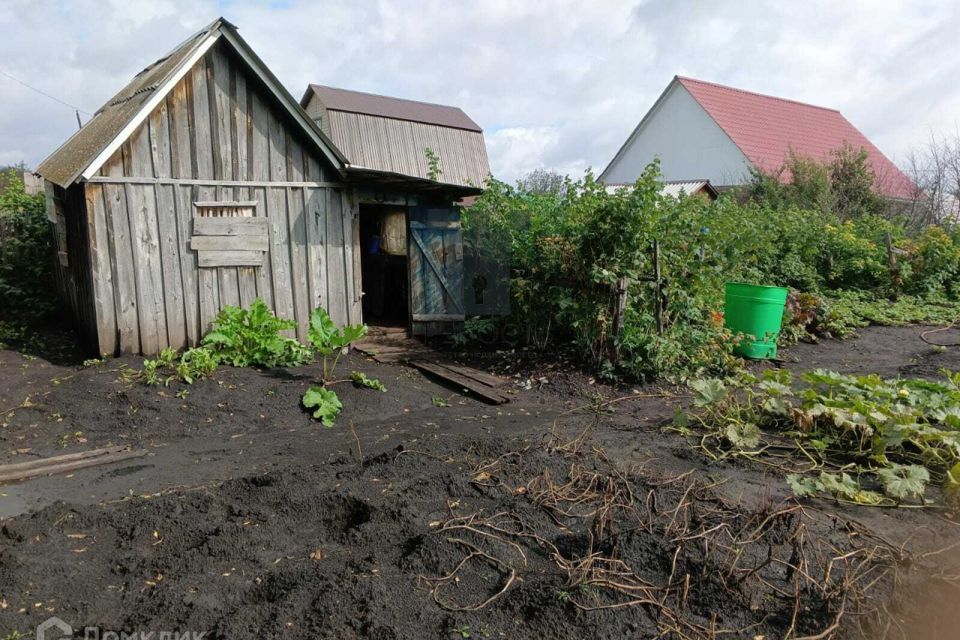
[{"left": 601, "top": 81, "right": 752, "bottom": 187}]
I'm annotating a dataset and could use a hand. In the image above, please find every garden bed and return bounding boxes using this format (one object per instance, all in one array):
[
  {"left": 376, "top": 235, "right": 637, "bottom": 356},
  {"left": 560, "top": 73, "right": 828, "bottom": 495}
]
[{"left": 0, "top": 325, "right": 958, "bottom": 639}]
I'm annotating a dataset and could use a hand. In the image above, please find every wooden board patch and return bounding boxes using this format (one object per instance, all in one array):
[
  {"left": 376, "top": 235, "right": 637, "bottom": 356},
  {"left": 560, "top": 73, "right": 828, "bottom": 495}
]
[
  {"left": 197, "top": 250, "right": 265, "bottom": 268},
  {"left": 192, "top": 204, "right": 268, "bottom": 269},
  {"left": 190, "top": 234, "right": 270, "bottom": 251},
  {"left": 193, "top": 216, "right": 269, "bottom": 236}
]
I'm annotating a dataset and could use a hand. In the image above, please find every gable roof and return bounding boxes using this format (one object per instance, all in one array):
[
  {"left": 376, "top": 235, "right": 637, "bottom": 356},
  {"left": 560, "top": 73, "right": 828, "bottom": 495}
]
[
  {"left": 302, "top": 84, "right": 482, "bottom": 132},
  {"left": 37, "top": 18, "right": 345, "bottom": 188},
  {"left": 674, "top": 76, "right": 915, "bottom": 200}
]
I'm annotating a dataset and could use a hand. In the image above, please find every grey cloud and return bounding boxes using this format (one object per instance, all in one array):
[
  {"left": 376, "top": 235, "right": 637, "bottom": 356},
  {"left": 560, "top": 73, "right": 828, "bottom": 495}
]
[{"left": 1, "top": 0, "right": 957, "bottom": 182}]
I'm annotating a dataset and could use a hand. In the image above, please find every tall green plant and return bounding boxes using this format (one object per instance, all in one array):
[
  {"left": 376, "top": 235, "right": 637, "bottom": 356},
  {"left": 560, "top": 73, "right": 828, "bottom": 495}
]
[
  {"left": 307, "top": 306, "right": 368, "bottom": 382},
  {"left": 301, "top": 306, "right": 372, "bottom": 427},
  {"left": 461, "top": 157, "right": 960, "bottom": 383}
]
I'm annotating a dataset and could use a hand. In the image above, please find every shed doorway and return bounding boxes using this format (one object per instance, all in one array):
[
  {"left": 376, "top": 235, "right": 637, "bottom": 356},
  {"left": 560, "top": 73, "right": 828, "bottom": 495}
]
[{"left": 359, "top": 204, "right": 409, "bottom": 331}]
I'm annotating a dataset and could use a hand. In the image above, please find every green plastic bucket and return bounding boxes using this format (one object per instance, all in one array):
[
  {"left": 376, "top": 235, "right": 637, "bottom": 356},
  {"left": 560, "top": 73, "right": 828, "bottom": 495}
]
[{"left": 723, "top": 282, "right": 789, "bottom": 360}]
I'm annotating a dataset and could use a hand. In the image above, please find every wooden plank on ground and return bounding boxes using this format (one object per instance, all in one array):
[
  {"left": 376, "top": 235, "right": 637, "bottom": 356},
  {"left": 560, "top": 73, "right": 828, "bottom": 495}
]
[
  {"left": 435, "top": 363, "right": 506, "bottom": 389},
  {"left": 0, "top": 447, "right": 148, "bottom": 484},
  {"left": 410, "top": 360, "right": 510, "bottom": 404}
]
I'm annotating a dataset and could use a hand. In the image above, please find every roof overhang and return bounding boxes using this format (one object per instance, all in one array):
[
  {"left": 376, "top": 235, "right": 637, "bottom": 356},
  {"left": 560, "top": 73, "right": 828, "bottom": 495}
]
[{"left": 345, "top": 165, "right": 482, "bottom": 199}]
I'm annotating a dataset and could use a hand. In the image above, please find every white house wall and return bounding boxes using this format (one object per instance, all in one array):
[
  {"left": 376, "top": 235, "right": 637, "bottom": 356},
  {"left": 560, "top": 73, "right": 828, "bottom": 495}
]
[{"left": 602, "top": 82, "right": 752, "bottom": 187}]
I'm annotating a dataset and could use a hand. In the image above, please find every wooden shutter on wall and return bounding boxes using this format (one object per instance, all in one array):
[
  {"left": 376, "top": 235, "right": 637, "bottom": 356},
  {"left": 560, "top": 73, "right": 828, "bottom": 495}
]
[
  {"left": 190, "top": 200, "right": 268, "bottom": 267},
  {"left": 408, "top": 206, "right": 464, "bottom": 335}
]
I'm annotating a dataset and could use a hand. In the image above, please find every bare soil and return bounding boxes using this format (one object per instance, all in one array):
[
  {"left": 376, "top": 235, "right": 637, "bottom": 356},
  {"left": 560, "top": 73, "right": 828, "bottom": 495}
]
[{"left": 0, "top": 324, "right": 958, "bottom": 639}]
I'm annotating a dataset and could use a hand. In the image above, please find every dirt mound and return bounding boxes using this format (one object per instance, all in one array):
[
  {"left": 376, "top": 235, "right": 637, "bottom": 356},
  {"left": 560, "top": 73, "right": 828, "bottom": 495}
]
[{"left": 2, "top": 431, "right": 951, "bottom": 639}]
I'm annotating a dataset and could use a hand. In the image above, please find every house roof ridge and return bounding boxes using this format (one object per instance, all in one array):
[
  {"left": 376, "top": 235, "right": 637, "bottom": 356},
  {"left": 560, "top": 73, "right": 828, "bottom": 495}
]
[
  {"left": 304, "top": 84, "right": 482, "bottom": 132},
  {"left": 676, "top": 75, "right": 842, "bottom": 114},
  {"left": 308, "top": 83, "right": 469, "bottom": 113}
]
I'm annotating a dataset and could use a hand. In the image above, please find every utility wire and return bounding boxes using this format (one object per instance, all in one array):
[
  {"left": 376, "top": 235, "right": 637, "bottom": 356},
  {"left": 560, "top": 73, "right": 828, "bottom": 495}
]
[{"left": 0, "top": 68, "right": 93, "bottom": 117}]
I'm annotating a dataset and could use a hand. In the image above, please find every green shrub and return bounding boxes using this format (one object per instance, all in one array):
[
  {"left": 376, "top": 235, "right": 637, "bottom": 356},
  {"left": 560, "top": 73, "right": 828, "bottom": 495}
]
[
  {"left": 462, "top": 157, "right": 960, "bottom": 383},
  {"left": 0, "top": 168, "right": 52, "bottom": 316},
  {"left": 904, "top": 226, "right": 960, "bottom": 298},
  {"left": 201, "top": 298, "right": 311, "bottom": 368}
]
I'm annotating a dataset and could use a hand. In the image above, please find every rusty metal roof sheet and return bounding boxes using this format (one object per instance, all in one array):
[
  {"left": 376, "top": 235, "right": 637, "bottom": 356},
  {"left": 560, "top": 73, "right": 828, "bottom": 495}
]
[{"left": 303, "top": 84, "right": 482, "bottom": 132}]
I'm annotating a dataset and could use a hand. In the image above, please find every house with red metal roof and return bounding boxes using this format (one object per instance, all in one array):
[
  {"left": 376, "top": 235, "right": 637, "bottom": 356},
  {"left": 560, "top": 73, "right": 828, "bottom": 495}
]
[{"left": 600, "top": 76, "right": 915, "bottom": 200}]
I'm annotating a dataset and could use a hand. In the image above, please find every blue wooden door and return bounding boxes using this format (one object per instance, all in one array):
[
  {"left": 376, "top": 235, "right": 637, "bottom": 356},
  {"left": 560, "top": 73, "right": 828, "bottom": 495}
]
[{"left": 408, "top": 206, "right": 464, "bottom": 335}]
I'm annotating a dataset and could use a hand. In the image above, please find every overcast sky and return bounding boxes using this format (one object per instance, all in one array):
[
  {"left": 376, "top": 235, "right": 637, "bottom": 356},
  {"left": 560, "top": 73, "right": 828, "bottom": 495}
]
[{"left": 1, "top": 0, "right": 958, "bottom": 182}]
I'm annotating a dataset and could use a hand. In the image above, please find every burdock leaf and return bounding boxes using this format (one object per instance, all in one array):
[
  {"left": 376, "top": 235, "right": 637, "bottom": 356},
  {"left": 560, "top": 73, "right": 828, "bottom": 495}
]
[{"left": 302, "top": 386, "right": 343, "bottom": 427}]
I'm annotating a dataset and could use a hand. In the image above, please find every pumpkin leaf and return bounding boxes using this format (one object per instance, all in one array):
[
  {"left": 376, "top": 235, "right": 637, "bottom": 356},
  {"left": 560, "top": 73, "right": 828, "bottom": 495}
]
[
  {"left": 786, "top": 474, "right": 822, "bottom": 498},
  {"left": 725, "top": 422, "right": 761, "bottom": 449},
  {"left": 690, "top": 378, "right": 727, "bottom": 407},
  {"left": 875, "top": 464, "right": 929, "bottom": 500}
]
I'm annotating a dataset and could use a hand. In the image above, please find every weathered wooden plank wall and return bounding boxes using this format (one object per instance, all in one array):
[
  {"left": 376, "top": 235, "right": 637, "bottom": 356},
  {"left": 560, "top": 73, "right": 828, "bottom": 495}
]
[
  {"left": 47, "top": 181, "right": 100, "bottom": 351},
  {"left": 82, "top": 40, "right": 356, "bottom": 355}
]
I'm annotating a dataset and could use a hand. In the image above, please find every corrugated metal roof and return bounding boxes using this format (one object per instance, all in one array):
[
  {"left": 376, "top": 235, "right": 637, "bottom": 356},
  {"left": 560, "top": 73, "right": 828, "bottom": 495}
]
[
  {"left": 304, "top": 85, "right": 482, "bottom": 132},
  {"left": 36, "top": 21, "right": 216, "bottom": 187},
  {"left": 660, "top": 179, "right": 717, "bottom": 198},
  {"left": 37, "top": 18, "right": 346, "bottom": 188},
  {"left": 676, "top": 76, "right": 916, "bottom": 200},
  {"left": 605, "top": 179, "right": 718, "bottom": 199}
]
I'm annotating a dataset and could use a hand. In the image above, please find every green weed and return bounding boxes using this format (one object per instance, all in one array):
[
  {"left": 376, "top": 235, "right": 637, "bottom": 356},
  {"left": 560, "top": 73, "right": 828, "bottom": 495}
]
[
  {"left": 350, "top": 371, "right": 386, "bottom": 392},
  {"left": 142, "top": 346, "right": 218, "bottom": 386}
]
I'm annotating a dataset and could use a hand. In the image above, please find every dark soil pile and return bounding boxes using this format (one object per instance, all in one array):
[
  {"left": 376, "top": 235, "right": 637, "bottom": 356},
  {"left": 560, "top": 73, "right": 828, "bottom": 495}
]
[{"left": 2, "top": 430, "right": 953, "bottom": 639}]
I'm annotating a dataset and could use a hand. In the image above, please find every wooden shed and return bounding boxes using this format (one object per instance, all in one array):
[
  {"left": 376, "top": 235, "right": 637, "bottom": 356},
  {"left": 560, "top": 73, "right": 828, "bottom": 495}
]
[{"left": 36, "top": 17, "right": 480, "bottom": 356}]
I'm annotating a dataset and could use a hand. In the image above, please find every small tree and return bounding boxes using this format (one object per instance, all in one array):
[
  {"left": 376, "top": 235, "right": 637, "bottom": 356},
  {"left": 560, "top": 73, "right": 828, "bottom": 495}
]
[
  {"left": 0, "top": 167, "right": 52, "bottom": 315},
  {"left": 519, "top": 169, "right": 569, "bottom": 196},
  {"left": 829, "top": 144, "right": 884, "bottom": 220}
]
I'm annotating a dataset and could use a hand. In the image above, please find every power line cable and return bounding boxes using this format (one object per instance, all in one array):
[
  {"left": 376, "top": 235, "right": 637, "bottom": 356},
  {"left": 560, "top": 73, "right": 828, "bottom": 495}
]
[{"left": 0, "top": 68, "right": 93, "bottom": 117}]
